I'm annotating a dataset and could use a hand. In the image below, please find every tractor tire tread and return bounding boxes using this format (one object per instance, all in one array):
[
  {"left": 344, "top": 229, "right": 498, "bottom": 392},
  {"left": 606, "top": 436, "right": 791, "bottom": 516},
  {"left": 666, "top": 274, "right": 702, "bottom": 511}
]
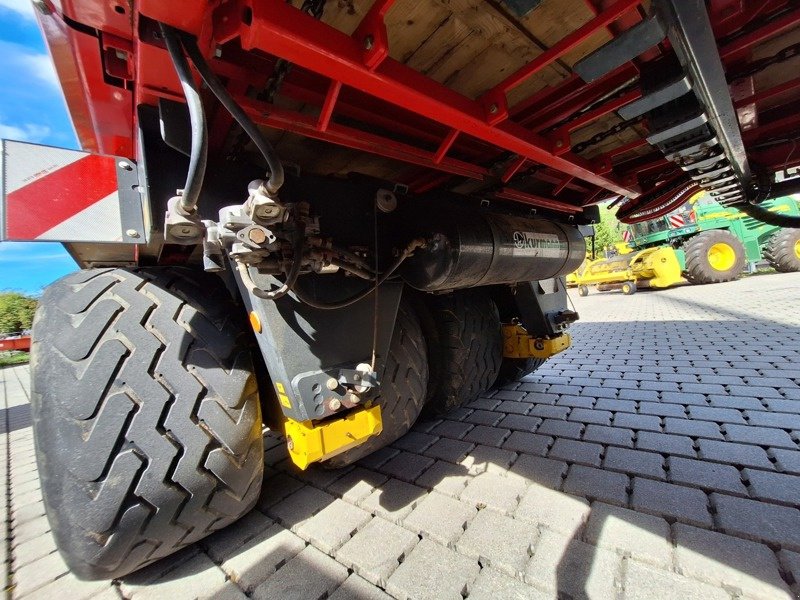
[
  {"left": 764, "top": 228, "right": 800, "bottom": 273},
  {"left": 683, "top": 229, "right": 745, "bottom": 284}
]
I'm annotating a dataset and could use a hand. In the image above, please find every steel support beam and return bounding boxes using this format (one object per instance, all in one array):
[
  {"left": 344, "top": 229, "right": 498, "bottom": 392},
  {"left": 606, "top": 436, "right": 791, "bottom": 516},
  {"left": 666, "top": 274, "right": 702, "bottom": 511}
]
[{"left": 234, "top": 0, "right": 638, "bottom": 198}]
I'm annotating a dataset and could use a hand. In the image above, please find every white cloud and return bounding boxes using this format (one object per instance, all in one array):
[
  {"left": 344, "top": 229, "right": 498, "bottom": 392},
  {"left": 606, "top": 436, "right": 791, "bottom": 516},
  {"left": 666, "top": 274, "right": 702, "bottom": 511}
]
[
  {"left": 0, "top": 121, "right": 50, "bottom": 142},
  {"left": 0, "top": 0, "right": 36, "bottom": 20},
  {"left": 19, "top": 51, "right": 59, "bottom": 88}
]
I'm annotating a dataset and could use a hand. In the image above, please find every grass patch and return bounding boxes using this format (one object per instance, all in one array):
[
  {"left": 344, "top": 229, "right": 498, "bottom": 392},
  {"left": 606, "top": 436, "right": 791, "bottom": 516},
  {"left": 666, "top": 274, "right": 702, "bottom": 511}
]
[{"left": 0, "top": 352, "right": 29, "bottom": 367}]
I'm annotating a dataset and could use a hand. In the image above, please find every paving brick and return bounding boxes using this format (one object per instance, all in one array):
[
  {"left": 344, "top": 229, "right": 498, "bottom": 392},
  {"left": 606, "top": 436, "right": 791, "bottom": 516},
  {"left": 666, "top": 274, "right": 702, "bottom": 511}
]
[
  {"left": 460, "top": 444, "right": 516, "bottom": 475},
  {"left": 660, "top": 391, "right": 707, "bottom": 406},
  {"left": 603, "top": 447, "right": 665, "bottom": 479},
  {"left": 358, "top": 446, "right": 400, "bottom": 469},
  {"left": 536, "top": 419, "right": 584, "bottom": 439},
  {"left": 503, "top": 431, "right": 552, "bottom": 455},
  {"left": 466, "top": 398, "right": 500, "bottom": 411},
  {"left": 712, "top": 493, "right": 800, "bottom": 550},
  {"left": 613, "top": 413, "right": 661, "bottom": 432},
  {"left": 213, "top": 523, "right": 306, "bottom": 592},
  {"left": 11, "top": 515, "right": 50, "bottom": 546},
  {"left": 457, "top": 509, "right": 538, "bottom": 577},
  {"left": 12, "top": 550, "right": 69, "bottom": 598},
  {"left": 743, "top": 468, "right": 800, "bottom": 504},
  {"left": 778, "top": 550, "right": 800, "bottom": 597},
  {"left": 585, "top": 503, "right": 672, "bottom": 567},
  {"left": 328, "top": 467, "right": 388, "bottom": 503},
  {"left": 524, "top": 528, "right": 621, "bottom": 598},
  {"left": 252, "top": 545, "right": 348, "bottom": 600},
  {"left": 267, "top": 485, "right": 334, "bottom": 531},
  {"left": 766, "top": 398, "right": 800, "bottom": 414},
  {"left": 361, "top": 479, "right": 426, "bottom": 523},
  {"left": 336, "top": 517, "right": 418, "bottom": 587},
  {"left": 667, "top": 456, "right": 747, "bottom": 495},
  {"left": 708, "top": 395, "right": 765, "bottom": 411},
  {"left": 623, "top": 560, "right": 729, "bottom": 600},
  {"left": 430, "top": 420, "right": 473, "bottom": 439},
  {"left": 581, "top": 424, "right": 633, "bottom": 448},
  {"left": 528, "top": 404, "right": 570, "bottom": 420},
  {"left": 403, "top": 491, "right": 477, "bottom": 546},
  {"left": 414, "top": 461, "right": 470, "bottom": 497},
  {"left": 729, "top": 384, "right": 782, "bottom": 398},
  {"left": 124, "top": 552, "right": 245, "bottom": 600},
  {"left": 19, "top": 573, "right": 110, "bottom": 600},
  {"left": 663, "top": 417, "right": 723, "bottom": 440},
  {"left": 493, "top": 390, "right": 528, "bottom": 401},
  {"left": 424, "top": 437, "right": 476, "bottom": 464},
  {"left": 379, "top": 451, "right": 435, "bottom": 482},
  {"left": 386, "top": 538, "right": 479, "bottom": 600},
  {"left": 495, "top": 400, "right": 532, "bottom": 415},
  {"left": 507, "top": 455, "right": 567, "bottom": 489},
  {"left": 329, "top": 574, "right": 392, "bottom": 600},
  {"left": 563, "top": 463, "right": 629, "bottom": 506},
  {"left": 745, "top": 410, "right": 800, "bottom": 430},
  {"left": 596, "top": 398, "right": 638, "bottom": 413},
  {"left": 697, "top": 439, "right": 774, "bottom": 469},
  {"left": 464, "top": 409, "right": 503, "bottom": 426},
  {"left": 636, "top": 431, "right": 696, "bottom": 457},
  {"left": 681, "top": 383, "right": 727, "bottom": 395},
  {"left": 13, "top": 533, "right": 57, "bottom": 568},
  {"left": 618, "top": 388, "right": 659, "bottom": 402},
  {"left": 515, "top": 483, "right": 590, "bottom": 535},
  {"left": 497, "top": 414, "right": 542, "bottom": 432},
  {"left": 688, "top": 406, "right": 746, "bottom": 424},
  {"left": 392, "top": 431, "right": 438, "bottom": 453},
  {"left": 556, "top": 394, "right": 594, "bottom": 408},
  {"left": 296, "top": 499, "right": 372, "bottom": 553},
  {"left": 463, "top": 424, "right": 509, "bottom": 447},
  {"left": 467, "top": 567, "right": 550, "bottom": 600},
  {"left": 548, "top": 438, "right": 602, "bottom": 466},
  {"left": 724, "top": 424, "right": 797, "bottom": 449},
  {"left": 631, "top": 478, "right": 712, "bottom": 527},
  {"left": 568, "top": 407, "right": 612, "bottom": 425},
  {"left": 460, "top": 472, "right": 527, "bottom": 515},
  {"left": 638, "top": 402, "right": 686, "bottom": 418},
  {"left": 673, "top": 523, "right": 793, "bottom": 600},
  {"left": 772, "top": 448, "right": 800, "bottom": 474},
  {"left": 202, "top": 510, "right": 274, "bottom": 561}
]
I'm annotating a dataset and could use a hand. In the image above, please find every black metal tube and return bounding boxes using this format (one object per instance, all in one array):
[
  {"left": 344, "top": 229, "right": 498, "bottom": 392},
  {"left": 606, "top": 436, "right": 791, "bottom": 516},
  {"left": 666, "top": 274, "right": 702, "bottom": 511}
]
[
  {"left": 737, "top": 177, "right": 800, "bottom": 228},
  {"left": 160, "top": 24, "right": 207, "bottom": 214},
  {"left": 180, "top": 34, "right": 285, "bottom": 195}
]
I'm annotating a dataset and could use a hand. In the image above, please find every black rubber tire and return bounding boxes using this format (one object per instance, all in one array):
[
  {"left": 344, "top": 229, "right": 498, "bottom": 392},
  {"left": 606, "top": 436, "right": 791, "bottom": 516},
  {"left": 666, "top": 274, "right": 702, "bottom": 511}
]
[
  {"left": 764, "top": 228, "right": 800, "bottom": 273},
  {"left": 324, "top": 299, "right": 428, "bottom": 467},
  {"left": 621, "top": 281, "right": 637, "bottom": 295},
  {"left": 421, "top": 289, "right": 502, "bottom": 415},
  {"left": 30, "top": 267, "right": 263, "bottom": 580},
  {"left": 683, "top": 230, "right": 746, "bottom": 284},
  {"left": 578, "top": 285, "right": 589, "bottom": 297},
  {"left": 495, "top": 357, "right": 546, "bottom": 386}
]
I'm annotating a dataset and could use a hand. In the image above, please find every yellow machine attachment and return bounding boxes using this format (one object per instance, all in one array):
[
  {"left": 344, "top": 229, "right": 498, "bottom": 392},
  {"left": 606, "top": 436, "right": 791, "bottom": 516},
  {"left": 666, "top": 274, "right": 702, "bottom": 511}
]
[
  {"left": 571, "top": 246, "right": 684, "bottom": 295},
  {"left": 502, "top": 324, "right": 572, "bottom": 359},
  {"left": 284, "top": 405, "right": 383, "bottom": 469}
]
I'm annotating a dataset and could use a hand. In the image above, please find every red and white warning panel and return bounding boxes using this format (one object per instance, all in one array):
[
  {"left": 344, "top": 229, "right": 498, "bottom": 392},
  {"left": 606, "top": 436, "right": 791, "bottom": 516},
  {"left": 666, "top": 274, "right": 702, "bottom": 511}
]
[
  {"left": 668, "top": 213, "right": 686, "bottom": 229},
  {"left": 0, "top": 140, "right": 146, "bottom": 243}
]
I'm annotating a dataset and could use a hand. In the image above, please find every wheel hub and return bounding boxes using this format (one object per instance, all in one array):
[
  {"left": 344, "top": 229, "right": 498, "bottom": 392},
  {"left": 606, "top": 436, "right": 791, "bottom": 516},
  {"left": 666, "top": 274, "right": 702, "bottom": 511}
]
[{"left": 707, "top": 242, "right": 736, "bottom": 271}]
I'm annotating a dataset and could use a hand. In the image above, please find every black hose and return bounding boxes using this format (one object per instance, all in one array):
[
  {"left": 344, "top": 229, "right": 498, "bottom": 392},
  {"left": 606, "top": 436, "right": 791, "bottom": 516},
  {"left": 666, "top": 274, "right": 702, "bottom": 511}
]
[
  {"left": 160, "top": 24, "right": 207, "bottom": 214},
  {"left": 238, "top": 222, "right": 306, "bottom": 300},
  {"left": 737, "top": 202, "right": 800, "bottom": 228},
  {"left": 179, "top": 34, "right": 285, "bottom": 195}
]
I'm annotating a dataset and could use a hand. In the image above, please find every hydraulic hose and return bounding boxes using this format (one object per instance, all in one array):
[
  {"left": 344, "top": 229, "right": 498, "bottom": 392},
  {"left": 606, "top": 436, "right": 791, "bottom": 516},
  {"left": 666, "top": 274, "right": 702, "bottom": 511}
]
[
  {"left": 237, "top": 222, "right": 306, "bottom": 301},
  {"left": 737, "top": 202, "right": 800, "bottom": 228},
  {"left": 179, "top": 34, "right": 285, "bottom": 195},
  {"left": 160, "top": 24, "right": 207, "bottom": 214}
]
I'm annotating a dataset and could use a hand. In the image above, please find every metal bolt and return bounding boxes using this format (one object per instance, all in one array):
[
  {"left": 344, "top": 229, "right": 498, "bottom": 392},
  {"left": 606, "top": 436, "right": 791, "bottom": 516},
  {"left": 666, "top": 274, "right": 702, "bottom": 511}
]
[
  {"left": 248, "top": 228, "right": 267, "bottom": 244},
  {"left": 353, "top": 373, "right": 361, "bottom": 381},
  {"left": 326, "top": 377, "right": 339, "bottom": 391},
  {"left": 214, "top": 47, "right": 223, "bottom": 58},
  {"left": 286, "top": 436, "right": 294, "bottom": 451},
  {"left": 126, "top": 229, "right": 140, "bottom": 239},
  {"left": 118, "top": 160, "right": 133, "bottom": 171},
  {"left": 555, "top": 140, "right": 564, "bottom": 148},
  {"left": 345, "top": 392, "right": 361, "bottom": 405},
  {"left": 489, "top": 103, "right": 498, "bottom": 114},
  {"left": 364, "top": 35, "right": 374, "bottom": 50},
  {"left": 328, "top": 398, "right": 342, "bottom": 411}
]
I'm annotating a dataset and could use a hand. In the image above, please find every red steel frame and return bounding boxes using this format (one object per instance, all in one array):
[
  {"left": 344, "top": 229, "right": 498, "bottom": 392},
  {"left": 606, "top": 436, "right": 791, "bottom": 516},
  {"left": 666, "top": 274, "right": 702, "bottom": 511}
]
[{"left": 33, "top": 0, "right": 800, "bottom": 216}]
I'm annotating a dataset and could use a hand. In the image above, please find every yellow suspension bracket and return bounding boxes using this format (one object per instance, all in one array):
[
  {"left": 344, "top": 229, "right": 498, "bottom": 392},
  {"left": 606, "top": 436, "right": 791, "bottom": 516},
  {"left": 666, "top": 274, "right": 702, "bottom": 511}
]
[
  {"left": 502, "top": 324, "right": 571, "bottom": 360},
  {"left": 284, "top": 405, "right": 383, "bottom": 470}
]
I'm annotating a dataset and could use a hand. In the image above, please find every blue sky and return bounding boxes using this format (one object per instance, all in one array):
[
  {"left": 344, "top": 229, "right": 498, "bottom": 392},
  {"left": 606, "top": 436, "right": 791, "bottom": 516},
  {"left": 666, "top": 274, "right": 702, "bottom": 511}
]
[{"left": 0, "top": 0, "right": 78, "bottom": 295}]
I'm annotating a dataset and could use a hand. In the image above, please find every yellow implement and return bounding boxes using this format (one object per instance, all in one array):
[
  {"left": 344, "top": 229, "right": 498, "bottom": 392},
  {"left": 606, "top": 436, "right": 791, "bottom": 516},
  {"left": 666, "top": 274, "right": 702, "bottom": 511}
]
[{"left": 572, "top": 246, "right": 684, "bottom": 296}]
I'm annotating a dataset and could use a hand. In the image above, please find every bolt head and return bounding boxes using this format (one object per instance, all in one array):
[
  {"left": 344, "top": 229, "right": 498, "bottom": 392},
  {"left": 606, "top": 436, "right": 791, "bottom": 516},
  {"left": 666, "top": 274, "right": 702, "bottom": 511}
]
[
  {"left": 364, "top": 34, "right": 374, "bottom": 50},
  {"left": 248, "top": 228, "right": 268, "bottom": 244},
  {"left": 489, "top": 103, "right": 498, "bottom": 114},
  {"left": 555, "top": 140, "right": 564, "bottom": 148},
  {"left": 125, "top": 228, "right": 140, "bottom": 239},
  {"left": 326, "top": 377, "right": 339, "bottom": 391},
  {"left": 328, "top": 398, "right": 342, "bottom": 411},
  {"left": 286, "top": 436, "right": 294, "bottom": 451}
]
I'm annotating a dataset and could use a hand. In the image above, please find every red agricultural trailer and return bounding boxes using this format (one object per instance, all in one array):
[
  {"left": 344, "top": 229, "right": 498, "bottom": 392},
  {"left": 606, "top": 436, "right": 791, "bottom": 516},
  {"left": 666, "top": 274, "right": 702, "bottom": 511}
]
[{"left": 1, "top": 0, "right": 799, "bottom": 580}]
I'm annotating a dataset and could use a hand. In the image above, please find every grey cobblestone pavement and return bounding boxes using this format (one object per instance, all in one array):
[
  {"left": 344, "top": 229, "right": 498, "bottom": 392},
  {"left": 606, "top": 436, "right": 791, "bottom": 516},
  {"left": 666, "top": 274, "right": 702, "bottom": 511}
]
[{"left": 2, "top": 272, "right": 800, "bottom": 599}]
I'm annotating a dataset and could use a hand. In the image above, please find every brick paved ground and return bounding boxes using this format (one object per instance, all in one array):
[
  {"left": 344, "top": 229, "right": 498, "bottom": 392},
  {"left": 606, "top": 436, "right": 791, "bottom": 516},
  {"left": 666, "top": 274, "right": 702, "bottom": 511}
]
[{"left": 2, "top": 271, "right": 800, "bottom": 599}]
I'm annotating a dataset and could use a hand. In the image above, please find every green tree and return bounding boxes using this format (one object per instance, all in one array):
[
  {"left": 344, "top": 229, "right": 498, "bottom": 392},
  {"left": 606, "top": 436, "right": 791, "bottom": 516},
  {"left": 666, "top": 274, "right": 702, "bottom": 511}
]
[
  {"left": 0, "top": 292, "right": 37, "bottom": 334},
  {"left": 589, "top": 203, "right": 625, "bottom": 256}
]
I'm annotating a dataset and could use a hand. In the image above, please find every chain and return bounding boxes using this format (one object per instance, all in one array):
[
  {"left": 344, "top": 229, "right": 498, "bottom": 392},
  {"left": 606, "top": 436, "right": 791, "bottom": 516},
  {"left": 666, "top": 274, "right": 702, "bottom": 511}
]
[
  {"left": 229, "top": 0, "right": 327, "bottom": 161},
  {"left": 728, "top": 40, "right": 800, "bottom": 82},
  {"left": 571, "top": 115, "right": 644, "bottom": 154}
]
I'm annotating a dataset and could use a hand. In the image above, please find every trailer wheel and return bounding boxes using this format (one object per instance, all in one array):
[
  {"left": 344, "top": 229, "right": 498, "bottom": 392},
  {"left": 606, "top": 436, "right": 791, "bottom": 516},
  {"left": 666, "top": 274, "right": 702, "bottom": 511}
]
[
  {"left": 764, "top": 228, "right": 800, "bottom": 272},
  {"left": 325, "top": 299, "right": 428, "bottom": 467},
  {"left": 683, "top": 230, "right": 746, "bottom": 284},
  {"left": 578, "top": 285, "right": 589, "bottom": 297},
  {"left": 621, "top": 281, "right": 637, "bottom": 295},
  {"left": 30, "top": 268, "right": 263, "bottom": 580},
  {"left": 420, "top": 289, "right": 502, "bottom": 415}
]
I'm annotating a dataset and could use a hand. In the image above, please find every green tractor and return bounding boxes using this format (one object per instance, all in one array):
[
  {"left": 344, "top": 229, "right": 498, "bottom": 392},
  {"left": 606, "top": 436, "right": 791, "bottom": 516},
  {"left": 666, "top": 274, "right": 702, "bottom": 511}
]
[{"left": 626, "top": 194, "right": 800, "bottom": 284}]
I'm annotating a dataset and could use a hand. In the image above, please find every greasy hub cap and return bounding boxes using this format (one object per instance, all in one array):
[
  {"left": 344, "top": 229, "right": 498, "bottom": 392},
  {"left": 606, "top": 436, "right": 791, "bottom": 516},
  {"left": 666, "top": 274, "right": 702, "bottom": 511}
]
[
  {"left": 794, "top": 239, "right": 800, "bottom": 260},
  {"left": 707, "top": 242, "right": 736, "bottom": 271}
]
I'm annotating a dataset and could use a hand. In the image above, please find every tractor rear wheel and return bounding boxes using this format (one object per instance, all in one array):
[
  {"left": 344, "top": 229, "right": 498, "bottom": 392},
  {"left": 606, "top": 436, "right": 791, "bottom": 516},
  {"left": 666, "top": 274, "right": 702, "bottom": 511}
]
[
  {"left": 419, "top": 289, "right": 502, "bottom": 415},
  {"left": 764, "top": 228, "right": 800, "bottom": 272},
  {"left": 31, "top": 268, "right": 264, "bottom": 580},
  {"left": 684, "top": 230, "right": 746, "bottom": 284},
  {"left": 324, "top": 299, "right": 428, "bottom": 467}
]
